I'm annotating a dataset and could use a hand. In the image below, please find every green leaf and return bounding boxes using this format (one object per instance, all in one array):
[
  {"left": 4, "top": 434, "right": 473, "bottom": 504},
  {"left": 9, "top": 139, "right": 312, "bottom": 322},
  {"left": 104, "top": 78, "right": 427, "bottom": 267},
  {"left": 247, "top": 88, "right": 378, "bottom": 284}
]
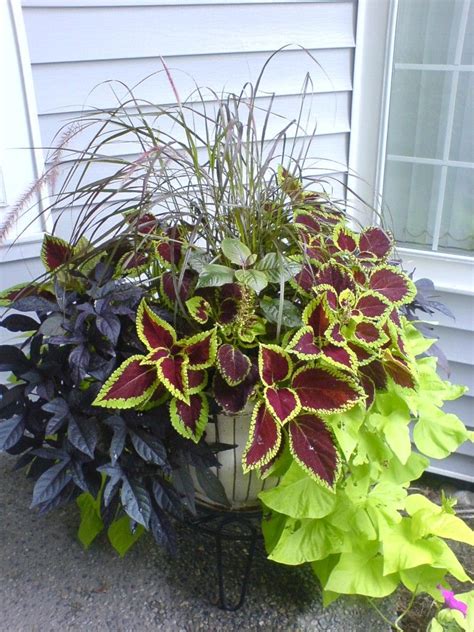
[
  {"left": 405, "top": 357, "right": 467, "bottom": 413},
  {"left": 413, "top": 403, "right": 468, "bottom": 459},
  {"left": 196, "top": 263, "right": 234, "bottom": 288},
  {"left": 255, "top": 253, "right": 302, "bottom": 283},
  {"left": 379, "top": 452, "right": 429, "bottom": 486},
  {"left": 235, "top": 269, "right": 268, "bottom": 294},
  {"left": 403, "top": 322, "right": 437, "bottom": 356},
  {"left": 405, "top": 494, "right": 474, "bottom": 546},
  {"left": 327, "top": 405, "right": 365, "bottom": 461},
  {"left": 267, "top": 515, "right": 345, "bottom": 565},
  {"left": 76, "top": 492, "right": 103, "bottom": 549},
  {"left": 382, "top": 519, "right": 437, "bottom": 574},
  {"left": 259, "top": 462, "right": 336, "bottom": 519},
  {"left": 261, "top": 510, "right": 287, "bottom": 554},
  {"left": 259, "top": 296, "right": 302, "bottom": 328},
  {"left": 400, "top": 564, "right": 447, "bottom": 599},
  {"left": 325, "top": 541, "right": 399, "bottom": 598},
  {"left": 370, "top": 411, "right": 412, "bottom": 465},
  {"left": 221, "top": 238, "right": 252, "bottom": 266},
  {"left": 107, "top": 516, "right": 145, "bottom": 557}
]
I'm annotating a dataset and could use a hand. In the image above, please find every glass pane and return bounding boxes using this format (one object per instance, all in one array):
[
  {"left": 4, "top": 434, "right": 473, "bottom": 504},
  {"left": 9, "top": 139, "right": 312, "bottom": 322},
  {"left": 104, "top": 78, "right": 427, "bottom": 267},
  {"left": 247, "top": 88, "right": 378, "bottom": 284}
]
[
  {"left": 450, "top": 72, "right": 474, "bottom": 163},
  {"left": 386, "top": 70, "right": 451, "bottom": 159},
  {"left": 461, "top": 0, "right": 474, "bottom": 64},
  {"left": 383, "top": 162, "right": 441, "bottom": 249},
  {"left": 395, "top": 0, "right": 462, "bottom": 65},
  {"left": 439, "top": 167, "right": 474, "bottom": 251}
]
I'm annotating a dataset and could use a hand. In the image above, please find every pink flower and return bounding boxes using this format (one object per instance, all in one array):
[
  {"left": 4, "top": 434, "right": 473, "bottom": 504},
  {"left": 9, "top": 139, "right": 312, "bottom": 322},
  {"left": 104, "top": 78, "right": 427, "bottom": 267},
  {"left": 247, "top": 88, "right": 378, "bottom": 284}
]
[{"left": 437, "top": 585, "right": 468, "bottom": 617}]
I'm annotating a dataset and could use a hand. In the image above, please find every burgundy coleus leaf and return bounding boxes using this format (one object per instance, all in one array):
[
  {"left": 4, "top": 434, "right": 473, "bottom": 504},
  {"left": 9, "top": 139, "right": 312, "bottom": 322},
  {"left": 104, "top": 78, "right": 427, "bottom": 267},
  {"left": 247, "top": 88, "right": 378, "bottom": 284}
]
[
  {"left": 305, "top": 241, "right": 327, "bottom": 263},
  {"left": 353, "top": 268, "right": 367, "bottom": 285},
  {"left": 327, "top": 323, "right": 344, "bottom": 345},
  {"left": 292, "top": 262, "right": 320, "bottom": 294},
  {"left": 41, "top": 235, "right": 74, "bottom": 271},
  {"left": 242, "top": 401, "right": 282, "bottom": 473},
  {"left": 217, "top": 283, "right": 242, "bottom": 324},
  {"left": 213, "top": 363, "right": 258, "bottom": 414},
  {"left": 288, "top": 413, "right": 339, "bottom": 487},
  {"left": 360, "top": 376, "right": 375, "bottom": 409},
  {"left": 288, "top": 327, "right": 321, "bottom": 358},
  {"left": 181, "top": 329, "right": 216, "bottom": 370},
  {"left": 136, "top": 299, "right": 175, "bottom": 352},
  {"left": 0, "top": 283, "right": 54, "bottom": 306},
  {"left": 156, "top": 226, "right": 183, "bottom": 266},
  {"left": 389, "top": 308, "right": 402, "bottom": 329},
  {"left": 160, "top": 270, "right": 197, "bottom": 306},
  {"left": 369, "top": 267, "right": 416, "bottom": 305},
  {"left": 264, "top": 386, "right": 300, "bottom": 425},
  {"left": 354, "top": 292, "right": 390, "bottom": 319},
  {"left": 360, "top": 359, "right": 388, "bottom": 390},
  {"left": 294, "top": 210, "right": 321, "bottom": 233},
  {"left": 188, "top": 368, "right": 208, "bottom": 394},
  {"left": 124, "top": 210, "right": 158, "bottom": 234},
  {"left": 334, "top": 225, "right": 358, "bottom": 253},
  {"left": 93, "top": 355, "right": 158, "bottom": 408},
  {"left": 292, "top": 366, "right": 363, "bottom": 414},
  {"left": 217, "top": 344, "right": 251, "bottom": 386},
  {"left": 157, "top": 355, "right": 189, "bottom": 403},
  {"left": 383, "top": 351, "right": 416, "bottom": 389},
  {"left": 315, "top": 263, "right": 355, "bottom": 295},
  {"left": 186, "top": 296, "right": 211, "bottom": 324},
  {"left": 359, "top": 226, "right": 393, "bottom": 259},
  {"left": 320, "top": 344, "right": 355, "bottom": 372},
  {"left": 353, "top": 322, "right": 385, "bottom": 346},
  {"left": 170, "top": 392, "right": 209, "bottom": 443},
  {"left": 303, "top": 297, "right": 332, "bottom": 338},
  {"left": 348, "top": 342, "right": 373, "bottom": 365},
  {"left": 141, "top": 382, "right": 169, "bottom": 410},
  {"left": 259, "top": 344, "right": 292, "bottom": 386},
  {"left": 117, "top": 251, "right": 149, "bottom": 274}
]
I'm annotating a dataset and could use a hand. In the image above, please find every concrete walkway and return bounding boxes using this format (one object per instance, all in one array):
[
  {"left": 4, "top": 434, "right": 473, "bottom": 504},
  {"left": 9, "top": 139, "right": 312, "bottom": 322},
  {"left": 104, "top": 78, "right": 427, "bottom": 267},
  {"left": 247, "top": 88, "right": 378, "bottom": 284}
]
[{"left": 0, "top": 455, "right": 391, "bottom": 631}]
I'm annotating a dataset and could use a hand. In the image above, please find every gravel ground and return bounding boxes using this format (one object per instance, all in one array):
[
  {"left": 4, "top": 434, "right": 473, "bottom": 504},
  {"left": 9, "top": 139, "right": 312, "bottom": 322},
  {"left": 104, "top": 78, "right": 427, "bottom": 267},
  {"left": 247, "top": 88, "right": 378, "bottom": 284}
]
[{"left": 0, "top": 454, "right": 392, "bottom": 632}]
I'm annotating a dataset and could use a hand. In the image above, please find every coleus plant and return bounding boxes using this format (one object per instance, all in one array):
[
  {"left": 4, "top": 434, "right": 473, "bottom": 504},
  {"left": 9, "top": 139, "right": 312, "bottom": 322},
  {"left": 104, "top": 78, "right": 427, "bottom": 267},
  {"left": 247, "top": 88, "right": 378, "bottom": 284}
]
[{"left": 90, "top": 175, "right": 420, "bottom": 492}]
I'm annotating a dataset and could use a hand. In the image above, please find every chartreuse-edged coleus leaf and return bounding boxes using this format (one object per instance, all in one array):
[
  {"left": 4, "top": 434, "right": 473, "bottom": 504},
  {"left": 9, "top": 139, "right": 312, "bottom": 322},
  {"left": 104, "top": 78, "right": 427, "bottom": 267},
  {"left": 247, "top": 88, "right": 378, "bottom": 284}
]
[
  {"left": 217, "top": 344, "right": 251, "bottom": 386},
  {"left": 368, "top": 265, "right": 416, "bottom": 307},
  {"left": 288, "top": 296, "right": 357, "bottom": 373},
  {"left": 93, "top": 355, "right": 159, "bottom": 409},
  {"left": 291, "top": 365, "right": 364, "bottom": 415},
  {"left": 333, "top": 223, "right": 358, "bottom": 254},
  {"left": 258, "top": 344, "right": 301, "bottom": 425},
  {"left": 170, "top": 392, "right": 209, "bottom": 443},
  {"left": 359, "top": 226, "right": 394, "bottom": 260},
  {"left": 41, "top": 234, "right": 74, "bottom": 271},
  {"left": 186, "top": 296, "right": 212, "bottom": 324},
  {"left": 137, "top": 299, "right": 217, "bottom": 403},
  {"left": 288, "top": 413, "right": 341, "bottom": 489},
  {"left": 242, "top": 400, "right": 282, "bottom": 473}
]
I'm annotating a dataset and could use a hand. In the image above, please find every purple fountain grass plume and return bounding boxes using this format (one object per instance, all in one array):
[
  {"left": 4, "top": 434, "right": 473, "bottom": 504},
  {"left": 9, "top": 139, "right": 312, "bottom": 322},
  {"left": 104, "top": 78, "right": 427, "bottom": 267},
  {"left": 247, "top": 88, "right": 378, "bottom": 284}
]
[{"left": 0, "top": 120, "right": 86, "bottom": 244}]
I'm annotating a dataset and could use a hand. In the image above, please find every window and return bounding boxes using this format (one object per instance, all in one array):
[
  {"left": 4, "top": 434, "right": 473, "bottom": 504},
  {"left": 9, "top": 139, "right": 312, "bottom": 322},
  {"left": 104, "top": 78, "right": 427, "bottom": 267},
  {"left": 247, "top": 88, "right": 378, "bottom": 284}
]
[{"left": 380, "top": 0, "right": 473, "bottom": 255}]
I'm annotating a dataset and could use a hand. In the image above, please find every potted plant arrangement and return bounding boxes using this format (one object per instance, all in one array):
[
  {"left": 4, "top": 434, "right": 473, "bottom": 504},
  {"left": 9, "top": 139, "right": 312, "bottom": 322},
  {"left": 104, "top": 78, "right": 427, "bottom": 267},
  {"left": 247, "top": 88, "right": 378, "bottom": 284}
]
[{"left": 0, "top": 63, "right": 472, "bottom": 613}]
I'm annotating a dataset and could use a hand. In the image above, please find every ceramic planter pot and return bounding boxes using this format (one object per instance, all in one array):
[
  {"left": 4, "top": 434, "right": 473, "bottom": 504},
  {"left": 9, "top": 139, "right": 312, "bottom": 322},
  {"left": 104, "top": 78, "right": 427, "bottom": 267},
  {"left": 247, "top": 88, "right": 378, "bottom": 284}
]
[{"left": 194, "top": 403, "right": 278, "bottom": 511}]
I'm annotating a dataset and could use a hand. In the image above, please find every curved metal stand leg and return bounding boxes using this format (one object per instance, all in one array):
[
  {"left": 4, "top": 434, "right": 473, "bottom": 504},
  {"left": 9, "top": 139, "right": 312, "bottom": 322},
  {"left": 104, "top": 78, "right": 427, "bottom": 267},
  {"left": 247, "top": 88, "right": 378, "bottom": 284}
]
[{"left": 214, "top": 515, "right": 258, "bottom": 611}]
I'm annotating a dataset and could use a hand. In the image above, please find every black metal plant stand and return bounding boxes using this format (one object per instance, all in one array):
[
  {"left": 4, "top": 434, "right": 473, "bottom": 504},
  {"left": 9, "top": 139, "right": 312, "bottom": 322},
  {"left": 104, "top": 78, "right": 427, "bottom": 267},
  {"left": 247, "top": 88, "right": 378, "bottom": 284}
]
[{"left": 183, "top": 505, "right": 262, "bottom": 611}]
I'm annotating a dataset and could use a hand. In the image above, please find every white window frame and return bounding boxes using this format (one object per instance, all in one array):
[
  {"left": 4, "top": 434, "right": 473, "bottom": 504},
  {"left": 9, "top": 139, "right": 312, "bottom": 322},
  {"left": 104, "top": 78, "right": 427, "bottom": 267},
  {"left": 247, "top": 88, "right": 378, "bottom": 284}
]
[
  {"left": 0, "top": 0, "right": 50, "bottom": 265},
  {"left": 348, "top": 0, "right": 474, "bottom": 296}
]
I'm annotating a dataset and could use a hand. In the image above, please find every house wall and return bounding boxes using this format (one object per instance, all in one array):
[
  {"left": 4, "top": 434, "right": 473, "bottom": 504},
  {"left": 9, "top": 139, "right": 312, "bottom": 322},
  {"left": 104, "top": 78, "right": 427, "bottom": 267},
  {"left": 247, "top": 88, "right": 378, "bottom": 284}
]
[{"left": 2, "top": 0, "right": 472, "bottom": 480}]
